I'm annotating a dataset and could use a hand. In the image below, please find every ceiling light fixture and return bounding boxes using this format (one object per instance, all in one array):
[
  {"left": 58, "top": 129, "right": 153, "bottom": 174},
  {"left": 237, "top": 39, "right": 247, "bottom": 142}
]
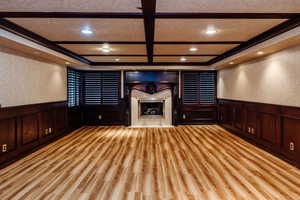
[
  {"left": 257, "top": 51, "right": 264, "bottom": 55},
  {"left": 229, "top": 62, "right": 234, "bottom": 65},
  {"left": 100, "top": 48, "right": 111, "bottom": 53},
  {"left": 65, "top": 62, "right": 70, "bottom": 65},
  {"left": 189, "top": 47, "right": 198, "bottom": 52},
  {"left": 81, "top": 28, "right": 93, "bottom": 35},
  {"left": 206, "top": 28, "right": 217, "bottom": 35},
  {"left": 99, "top": 43, "right": 112, "bottom": 53},
  {"left": 180, "top": 57, "right": 187, "bottom": 62},
  {"left": 115, "top": 58, "right": 120, "bottom": 61}
]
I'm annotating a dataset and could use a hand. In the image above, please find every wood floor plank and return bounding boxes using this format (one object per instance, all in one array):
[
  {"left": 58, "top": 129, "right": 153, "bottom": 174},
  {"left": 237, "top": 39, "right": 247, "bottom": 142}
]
[{"left": 0, "top": 125, "right": 299, "bottom": 200}]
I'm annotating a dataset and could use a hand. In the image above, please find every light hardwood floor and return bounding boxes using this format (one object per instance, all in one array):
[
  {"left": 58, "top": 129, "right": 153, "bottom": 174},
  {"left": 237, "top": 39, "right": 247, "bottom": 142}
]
[{"left": 0, "top": 125, "right": 300, "bottom": 200}]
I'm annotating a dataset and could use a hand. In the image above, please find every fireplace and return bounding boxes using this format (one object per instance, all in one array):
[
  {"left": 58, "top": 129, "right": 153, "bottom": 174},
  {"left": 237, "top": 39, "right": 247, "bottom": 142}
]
[
  {"left": 130, "top": 89, "right": 172, "bottom": 127},
  {"left": 140, "top": 101, "right": 164, "bottom": 116}
]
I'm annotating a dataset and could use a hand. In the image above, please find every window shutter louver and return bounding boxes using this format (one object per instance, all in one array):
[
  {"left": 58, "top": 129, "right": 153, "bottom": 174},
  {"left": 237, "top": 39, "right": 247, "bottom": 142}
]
[
  {"left": 68, "top": 69, "right": 80, "bottom": 107},
  {"left": 183, "top": 73, "right": 199, "bottom": 104},
  {"left": 84, "top": 72, "right": 102, "bottom": 105},
  {"left": 199, "top": 72, "right": 216, "bottom": 104},
  {"left": 83, "top": 71, "right": 120, "bottom": 105},
  {"left": 102, "top": 72, "right": 120, "bottom": 105},
  {"left": 182, "top": 72, "right": 216, "bottom": 105}
]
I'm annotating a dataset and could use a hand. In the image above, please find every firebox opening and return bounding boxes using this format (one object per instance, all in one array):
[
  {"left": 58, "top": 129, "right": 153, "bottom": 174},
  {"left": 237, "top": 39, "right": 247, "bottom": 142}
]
[{"left": 140, "top": 102, "right": 164, "bottom": 116}]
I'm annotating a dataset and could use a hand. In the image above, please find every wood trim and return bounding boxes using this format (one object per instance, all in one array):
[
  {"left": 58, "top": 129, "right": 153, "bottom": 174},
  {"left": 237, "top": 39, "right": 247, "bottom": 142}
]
[
  {"left": 0, "top": 12, "right": 144, "bottom": 18},
  {"left": 141, "top": 0, "right": 156, "bottom": 63},
  {"left": 55, "top": 41, "right": 244, "bottom": 45},
  {"left": 1, "top": 12, "right": 297, "bottom": 19},
  {"left": 91, "top": 62, "right": 209, "bottom": 66},
  {"left": 81, "top": 54, "right": 219, "bottom": 57},
  {"left": 155, "top": 13, "right": 300, "bottom": 19}
]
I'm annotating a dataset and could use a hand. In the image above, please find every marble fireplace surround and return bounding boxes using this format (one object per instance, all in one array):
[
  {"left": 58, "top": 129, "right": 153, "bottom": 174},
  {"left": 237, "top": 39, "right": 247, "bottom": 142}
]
[{"left": 130, "top": 89, "right": 172, "bottom": 127}]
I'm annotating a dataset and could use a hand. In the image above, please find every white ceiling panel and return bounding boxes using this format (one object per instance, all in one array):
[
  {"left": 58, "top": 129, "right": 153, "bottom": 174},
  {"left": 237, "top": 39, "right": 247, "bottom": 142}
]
[
  {"left": 8, "top": 18, "right": 145, "bottom": 41},
  {"left": 155, "top": 19, "right": 286, "bottom": 41},
  {"left": 156, "top": 0, "right": 300, "bottom": 13},
  {"left": 0, "top": 0, "right": 142, "bottom": 12}
]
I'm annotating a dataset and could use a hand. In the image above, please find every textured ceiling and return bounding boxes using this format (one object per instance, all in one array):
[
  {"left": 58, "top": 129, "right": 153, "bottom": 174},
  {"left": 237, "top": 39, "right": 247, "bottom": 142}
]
[
  {"left": 0, "top": 0, "right": 142, "bottom": 12},
  {"left": 0, "top": 0, "right": 299, "bottom": 65},
  {"left": 156, "top": 0, "right": 300, "bottom": 13}
]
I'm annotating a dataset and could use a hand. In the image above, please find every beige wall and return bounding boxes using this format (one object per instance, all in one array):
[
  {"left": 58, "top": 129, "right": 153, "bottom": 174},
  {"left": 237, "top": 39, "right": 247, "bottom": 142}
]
[
  {"left": 0, "top": 47, "right": 67, "bottom": 107},
  {"left": 217, "top": 44, "right": 300, "bottom": 107}
]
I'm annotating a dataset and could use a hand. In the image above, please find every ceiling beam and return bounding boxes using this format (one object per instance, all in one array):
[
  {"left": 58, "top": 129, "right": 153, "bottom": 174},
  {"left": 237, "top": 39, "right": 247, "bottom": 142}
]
[
  {"left": 54, "top": 41, "right": 243, "bottom": 45},
  {"left": 141, "top": 0, "right": 156, "bottom": 63},
  {"left": 80, "top": 54, "right": 219, "bottom": 57},
  {"left": 155, "top": 13, "right": 300, "bottom": 19},
  {"left": 1, "top": 12, "right": 298, "bottom": 19},
  {"left": 55, "top": 41, "right": 146, "bottom": 44},
  {"left": 91, "top": 62, "right": 209, "bottom": 66},
  {"left": 0, "top": 12, "right": 143, "bottom": 18},
  {"left": 208, "top": 16, "right": 300, "bottom": 65},
  {"left": 154, "top": 41, "right": 243, "bottom": 44},
  {"left": 0, "top": 18, "right": 91, "bottom": 65}
]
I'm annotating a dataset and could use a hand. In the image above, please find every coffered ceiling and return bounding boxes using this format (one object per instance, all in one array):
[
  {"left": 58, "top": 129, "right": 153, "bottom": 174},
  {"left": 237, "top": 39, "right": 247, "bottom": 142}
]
[{"left": 0, "top": 0, "right": 299, "bottom": 66}]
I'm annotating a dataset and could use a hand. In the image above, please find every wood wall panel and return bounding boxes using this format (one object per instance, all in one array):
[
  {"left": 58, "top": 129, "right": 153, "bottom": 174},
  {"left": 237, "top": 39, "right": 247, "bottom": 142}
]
[
  {"left": 282, "top": 117, "right": 300, "bottom": 161},
  {"left": 179, "top": 105, "right": 217, "bottom": 124},
  {"left": 39, "top": 110, "right": 55, "bottom": 137},
  {"left": 0, "top": 101, "right": 76, "bottom": 168},
  {"left": 82, "top": 104, "right": 126, "bottom": 125},
  {"left": 0, "top": 118, "right": 17, "bottom": 154},
  {"left": 55, "top": 107, "right": 67, "bottom": 133},
  {"left": 218, "top": 98, "right": 300, "bottom": 168},
  {"left": 21, "top": 114, "right": 39, "bottom": 145}
]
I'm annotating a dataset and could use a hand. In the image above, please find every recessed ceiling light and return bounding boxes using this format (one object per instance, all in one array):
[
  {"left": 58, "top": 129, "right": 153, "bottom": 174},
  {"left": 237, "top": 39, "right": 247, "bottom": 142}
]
[
  {"left": 99, "top": 43, "right": 112, "bottom": 53},
  {"left": 115, "top": 58, "right": 120, "bottom": 61},
  {"left": 180, "top": 57, "right": 187, "bottom": 62},
  {"left": 65, "top": 62, "right": 70, "bottom": 65},
  {"left": 81, "top": 28, "right": 93, "bottom": 35},
  {"left": 206, "top": 28, "right": 217, "bottom": 35},
  {"left": 189, "top": 47, "right": 198, "bottom": 52},
  {"left": 257, "top": 51, "right": 264, "bottom": 55},
  {"left": 99, "top": 47, "right": 111, "bottom": 53},
  {"left": 229, "top": 62, "right": 235, "bottom": 65}
]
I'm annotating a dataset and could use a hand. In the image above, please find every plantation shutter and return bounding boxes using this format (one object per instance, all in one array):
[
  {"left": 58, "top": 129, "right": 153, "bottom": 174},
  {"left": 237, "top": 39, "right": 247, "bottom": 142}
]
[
  {"left": 84, "top": 72, "right": 102, "bottom": 105},
  {"left": 182, "top": 72, "right": 216, "bottom": 105},
  {"left": 67, "top": 68, "right": 80, "bottom": 107},
  {"left": 83, "top": 72, "right": 119, "bottom": 105}
]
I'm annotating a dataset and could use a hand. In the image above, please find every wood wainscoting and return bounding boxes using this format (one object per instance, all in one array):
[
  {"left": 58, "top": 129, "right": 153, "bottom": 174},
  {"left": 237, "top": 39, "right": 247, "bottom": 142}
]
[
  {"left": 218, "top": 99, "right": 300, "bottom": 168},
  {"left": 178, "top": 104, "right": 218, "bottom": 124},
  {"left": 0, "top": 101, "right": 77, "bottom": 167}
]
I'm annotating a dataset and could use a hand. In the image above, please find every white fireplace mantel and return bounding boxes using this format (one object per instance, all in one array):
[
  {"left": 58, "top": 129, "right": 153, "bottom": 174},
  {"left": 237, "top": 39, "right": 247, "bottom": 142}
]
[{"left": 130, "top": 89, "right": 172, "bottom": 127}]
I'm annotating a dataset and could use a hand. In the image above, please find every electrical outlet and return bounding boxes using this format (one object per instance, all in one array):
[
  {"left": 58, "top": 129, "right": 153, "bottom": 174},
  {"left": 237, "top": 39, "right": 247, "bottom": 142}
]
[
  {"left": 45, "top": 129, "right": 49, "bottom": 135},
  {"left": 290, "top": 142, "right": 295, "bottom": 151},
  {"left": 182, "top": 114, "right": 186, "bottom": 119},
  {"left": 251, "top": 128, "right": 255, "bottom": 134},
  {"left": 2, "top": 144, "right": 7, "bottom": 152},
  {"left": 49, "top": 128, "right": 52, "bottom": 133},
  {"left": 248, "top": 127, "right": 251, "bottom": 133},
  {"left": 98, "top": 115, "right": 102, "bottom": 120}
]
